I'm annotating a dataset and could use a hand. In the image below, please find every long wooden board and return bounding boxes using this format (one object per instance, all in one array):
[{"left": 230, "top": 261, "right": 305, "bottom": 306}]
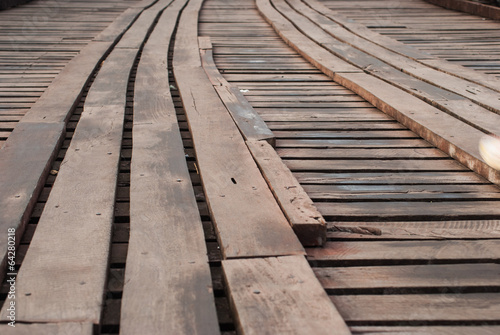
[
  {"left": 199, "top": 37, "right": 275, "bottom": 145},
  {"left": 120, "top": 1, "right": 220, "bottom": 333},
  {"left": 222, "top": 255, "right": 350, "bottom": 335},
  {"left": 173, "top": 0, "right": 304, "bottom": 259},
  {"left": 314, "top": 263, "right": 500, "bottom": 291},
  {"left": 332, "top": 293, "right": 500, "bottom": 322},
  {"left": 246, "top": 140, "right": 326, "bottom": 246},
  {"left": 0, "top": 0, "right": 157, "bottom": 281},
  {"left": 307, "top": 240, "right": 500, "bottom": 263},
  {"left": 0, "top": 26, "right": 140, "bottom": 323}
]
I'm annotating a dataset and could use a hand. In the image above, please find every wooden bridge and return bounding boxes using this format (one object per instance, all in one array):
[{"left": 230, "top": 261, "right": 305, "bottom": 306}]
[{"left": 1, "top": 0, "right": 500, "bottom": 334}]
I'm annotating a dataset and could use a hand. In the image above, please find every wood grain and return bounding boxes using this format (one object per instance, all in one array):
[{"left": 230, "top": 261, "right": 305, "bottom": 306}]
[
  {"left": 0, "top": 322, "right": 93, "bottom": 335},
  {"left": 222, "top": 255, "right": 350, "bottom": 335},
  {"left": 120, "top": 1, "right": 219, "bottom": 333},
  {"left": 173, "top": 0, "right": 304, "bottom": 258},
  {"left": 247, "top": 140, "right": 326, "bottom": 246}
]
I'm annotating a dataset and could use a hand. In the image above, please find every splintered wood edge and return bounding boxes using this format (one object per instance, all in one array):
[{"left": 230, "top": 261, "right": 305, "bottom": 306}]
[
  {"left": 199, "top": 37, "right": 276, "bottom": 146},
  {"left": 222, "top": 255, "right": 351, "bottom": 335},
  {"left": 246, "top": 140, "right": 326, "bottom": 246}
]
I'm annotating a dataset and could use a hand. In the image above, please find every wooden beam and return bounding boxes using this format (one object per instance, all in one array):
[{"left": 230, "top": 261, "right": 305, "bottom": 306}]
[
  {"left": 173, "top": 0, "right": 304, "bottom": 259},
  {"left": 246, "top": 140, "right": 326, "bottom": 246},
  {"left": 0, "top": 322, "right": 93, "bottom": 335},
  {"left": 199, "top": 37, "right": 275, "bottom": 146},
  {"left": 222, "top": 255, "right": 350, "bottom": 335},
  {"left": 120, "top": 1, "right": 220, "bottom": 333}
]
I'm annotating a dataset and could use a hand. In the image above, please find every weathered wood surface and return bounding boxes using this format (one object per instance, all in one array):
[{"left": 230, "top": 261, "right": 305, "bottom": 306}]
[
  {"left": 314, "top": 263, "right": 500, "bottom": 291},
  {"left": 0, "top": 0, "right": 156, "bottom": 281},
  {"left": 332, "top": 293, "right": 500, "bottom": 322},
  {"left": 0, "top": 2, "right": 150, "bottom": 319},
  {"left": 222, "top": 255, "right": 350, "bottom": 335},
  {"left": 350, "top": 326, "right": 500, "bottom": 335},
  {"left": 246, "top": 140, "right": 326, "bottom": 246},
  {"left": 426, "top": 0, "right": 500, "bottom": 20},
  {"left": 174, "top": 0, "right": 304, "bottom": 259},
  {"left": 307, "top": 240, "right": 500, "bottom": 263},
  {"left": 199, "top": 36, "right": 275, "bottom": 145},
  {"left": 304, "top": 0, "right": 500, "bottom": 92},
  {"left": 0, "top": 322, "right": 93, "bottom": 335},
  {"left": 258, "top": 0, "right": 500, "bottom": 184},
  {"left": 319, "top": 0, "right": 500, "bottom": 78},
  {"left": 201, "top": 2, "right": 500, "bottom": 331},
  {"left": 120, "top": 1, "right": 220, "bottom": 333}
]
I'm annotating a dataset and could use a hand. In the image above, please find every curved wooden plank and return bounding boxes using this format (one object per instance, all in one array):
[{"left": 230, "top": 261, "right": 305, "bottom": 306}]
[
  {"left": 257, "top": 0, "right": 500, "bottom": 185},
  {"left": 0, "top": 0, "right": 172, "bottom": 321},
  {"left": 247, "top": 140, "right": 326, "bottom": 246},
  {"left": 173, "top": 0, "right": 304, "bottom": 259},
  {"left": 120, "top": 1, "right": 220, "bottom": 333}
]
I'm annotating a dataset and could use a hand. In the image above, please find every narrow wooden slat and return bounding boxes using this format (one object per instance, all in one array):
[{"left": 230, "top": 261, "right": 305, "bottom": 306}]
[
  {"left": 0, "top": 322, "right": 93, "bottom": 335},
  {"left": 0, "top": 42, "right": 138, "bottom": 323},
  {"left": 0, "top": 0, "right": 156, "bottom": 281},
  {"left": 316, "top": 200, "right": 500, "bottom": 219},
  {"left": 222, "top": 255, "right": 350, "bottom": 335},
  {"left": 327, "top": 220, "right": 500, "bottom": 240},
  {"left": 425, "top": 0, "right": 500, "bottom": 21},
  {"left": 335, "top": 72, "right": 500, "bottom": 184},
  {"left": 303, "top": 0, "right": 500, "bottom": 93},
  {"left": 200, "top": 37, "right": 275, "bottom": 145},
  {"left": 247, "top": 140, "right": 326, "bottom": 246},
  {"left": 120, "top": 1, "right": 220, "bottom": 333},
  {"left": 255, "top": 0, "right": 361, "bottom": 76},
  {"left": 350, "top": 326, "right": 500, "bottom": 335},
  {"left": 314, "top": 263, "right": 500, "bottom": 290},
  {"left": 307, "top": 240, "right": 500, "bottom": 262},
  {"left": 332, "top": 293, "right": 500, "bottom": 322},
  {"left": 258, "top": 0, "right": 500, "bottom": 185},
  {"left": 173, "top": 0, "right": 304, "bottom": 259}
]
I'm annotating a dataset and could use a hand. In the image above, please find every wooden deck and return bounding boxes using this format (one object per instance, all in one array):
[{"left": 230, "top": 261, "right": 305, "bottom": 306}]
[{"left": 1, "top": 0, "right": 500, "bottom": 334}]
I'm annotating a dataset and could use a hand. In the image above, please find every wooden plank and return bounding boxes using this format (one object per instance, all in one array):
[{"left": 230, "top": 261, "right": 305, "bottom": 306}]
[
  {"left": 0, "top": 124, "right": 64, "bottom": 276},
  {"left": 307, "top": 240, "right": 500, "bottom": 262},
  {"left": 349, "top": 326, "right": 500, "bottom": 335},
  {"left": 0, "top": 322, "right": 93, "bottom": 335},
  {"left": 327, "top": 220, "right": 500, "bottom": 240},
  {"left": 0, "top": 0, "right": 156, "bottom": 281},
  {"left": 316, "top": 200, "right": 500, "bottom": 219},
  {"left": 222, "top": 255, "right": 350, "bottom": 335},
  {"left": 276, "top": 0, "right": 500, "bottom": 120},
  {"left": 278, "top": 147, "right": 448, "bottom": 159},
  {"left": 303, "top": 183, "right": 500, "bottom": 200},
  {"left": 255, "top": 0, "right": 361, "bottom": 76},
  {"left": 284, "top": 159, "right": 469, "bottom": 172},
  {"left": 294, "top": 171, "right": 489, "bottom": 184},
  {"left": 0, "top": 47, "right": 137, "bottom": 323},
  {"left": 331, "top": 293, "right": 500, "bottom": 322},
  {"left": 246, "top": 140, "right": 326, "bottom": 246},
  {"left": 425, "top": 0, "right": 500, "bottom": 21},
  {"left": 120, "top": 1, "right": 219, "bottom": 333},
  {"left": 173, "top": 0, "right": 304, "bottom": 258},
  {"left": 314, "top": 263, "right": 500, "bottom": 291},
  {"left": 199, "top": 37, "right": 275, "bottom": 145},
  {"left": 334, "top": 72, "right": 500, "bottom": 185},
  {"left": 303, "top": 0, "right": 500, "bottom": 93}
]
